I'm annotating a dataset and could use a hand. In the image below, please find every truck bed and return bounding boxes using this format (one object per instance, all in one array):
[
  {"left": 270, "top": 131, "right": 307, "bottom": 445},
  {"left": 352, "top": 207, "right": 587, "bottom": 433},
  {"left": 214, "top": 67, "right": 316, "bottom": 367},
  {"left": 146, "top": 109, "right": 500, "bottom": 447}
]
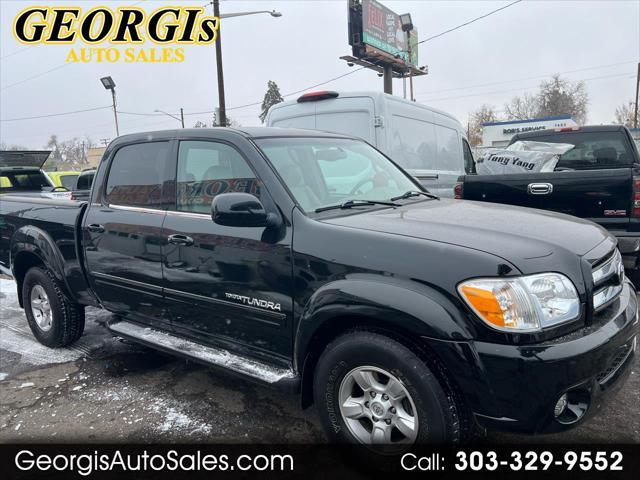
[
  {"left": 460, "top": 167, "right": 634, "bottom": 230},
  {"left": 0, "top": 195, "right": 95, "bottom": 305}
]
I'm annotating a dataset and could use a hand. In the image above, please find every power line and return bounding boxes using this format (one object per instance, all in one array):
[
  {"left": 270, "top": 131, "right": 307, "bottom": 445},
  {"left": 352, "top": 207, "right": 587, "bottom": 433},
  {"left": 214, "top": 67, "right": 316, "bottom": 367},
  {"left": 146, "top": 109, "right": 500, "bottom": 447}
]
[
  {"left": 416, "top": 61, "right": 637, "bottom": 97},
  {"left": 423, "top": 72, "right": 633, "bottom": 103},
  {"left": 0, "top": 46, "right": 35, "bottom": 61},
  {"left": 1, "top": 63, "right": 73, "bottom": 91},
  {"left": 416, "top": 0, "right": 522, "bottom": 48},
  {"left": 1, "top": 106, "right": 111, "bottom": 122},
  {"left": 117, "top": 66, "right": 369, "bottom": 117}
]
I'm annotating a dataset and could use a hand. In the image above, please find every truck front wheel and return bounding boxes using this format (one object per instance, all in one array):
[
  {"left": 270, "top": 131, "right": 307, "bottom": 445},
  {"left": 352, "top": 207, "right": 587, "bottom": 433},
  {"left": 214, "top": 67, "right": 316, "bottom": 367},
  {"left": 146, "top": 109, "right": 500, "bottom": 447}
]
[
  {"left": 22, "top": 266, "right": 85, "bottom": 347},
  {"left": 313, "top": 331, "right": 460, "bottom": 449}
]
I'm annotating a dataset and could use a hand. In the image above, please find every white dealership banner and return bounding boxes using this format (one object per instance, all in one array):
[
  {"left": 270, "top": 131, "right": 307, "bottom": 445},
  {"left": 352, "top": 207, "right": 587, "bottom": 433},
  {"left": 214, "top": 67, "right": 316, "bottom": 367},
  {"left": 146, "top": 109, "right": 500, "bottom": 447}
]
[{"left": 475, "top": 141, "right": 574, "bottom": 175}]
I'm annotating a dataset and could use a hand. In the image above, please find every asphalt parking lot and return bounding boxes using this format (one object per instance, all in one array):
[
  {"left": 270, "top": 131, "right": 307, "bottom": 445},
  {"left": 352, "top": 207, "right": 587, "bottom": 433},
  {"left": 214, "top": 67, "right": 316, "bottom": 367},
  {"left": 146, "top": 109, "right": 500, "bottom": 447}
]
[{"left": 1, "top": 276, "right": 638, "bottom": 444}]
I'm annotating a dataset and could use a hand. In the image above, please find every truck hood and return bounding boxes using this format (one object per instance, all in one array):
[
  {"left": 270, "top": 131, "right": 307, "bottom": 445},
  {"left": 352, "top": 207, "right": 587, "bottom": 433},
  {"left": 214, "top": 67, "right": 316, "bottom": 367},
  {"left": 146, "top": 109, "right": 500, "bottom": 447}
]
[{"left": 322, "top": 199, "right": 611, "bottom": 266}]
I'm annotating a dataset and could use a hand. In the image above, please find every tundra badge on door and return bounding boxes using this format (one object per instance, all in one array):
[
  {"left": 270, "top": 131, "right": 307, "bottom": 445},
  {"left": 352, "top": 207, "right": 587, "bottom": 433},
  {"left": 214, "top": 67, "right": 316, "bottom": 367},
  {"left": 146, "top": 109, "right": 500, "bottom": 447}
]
[{"left": 225, "top": 293, "right": 282, "bottom": 312}]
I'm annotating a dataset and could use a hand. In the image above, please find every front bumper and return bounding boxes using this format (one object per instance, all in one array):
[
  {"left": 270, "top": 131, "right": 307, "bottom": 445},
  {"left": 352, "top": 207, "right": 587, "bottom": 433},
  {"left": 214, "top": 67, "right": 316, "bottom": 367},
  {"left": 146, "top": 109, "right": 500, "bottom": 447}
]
[{"left": 427, "top": 280, "right": 638, "bottom": 434}]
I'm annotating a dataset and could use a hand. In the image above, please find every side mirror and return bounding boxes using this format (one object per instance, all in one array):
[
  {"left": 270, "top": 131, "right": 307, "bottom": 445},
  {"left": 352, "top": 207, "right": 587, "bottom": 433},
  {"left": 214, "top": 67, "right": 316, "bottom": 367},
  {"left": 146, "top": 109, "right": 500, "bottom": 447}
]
[{"left": 211, "top": 193, "right": 279, "bottom": 228}]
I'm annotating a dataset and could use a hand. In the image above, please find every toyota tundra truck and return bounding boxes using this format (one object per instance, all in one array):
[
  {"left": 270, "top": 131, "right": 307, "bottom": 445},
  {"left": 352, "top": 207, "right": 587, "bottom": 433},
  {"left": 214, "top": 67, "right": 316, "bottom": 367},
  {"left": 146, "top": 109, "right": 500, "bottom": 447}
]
[{"left": 0, "top": 128, "right": 637, "bottom": 449}]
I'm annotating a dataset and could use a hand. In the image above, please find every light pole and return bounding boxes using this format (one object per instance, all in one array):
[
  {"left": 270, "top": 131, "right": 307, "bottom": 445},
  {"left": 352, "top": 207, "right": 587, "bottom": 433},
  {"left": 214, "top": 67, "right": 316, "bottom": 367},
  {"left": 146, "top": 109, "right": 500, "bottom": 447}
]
[
  {"left": 155, "top": 108, "right": 185, "bottom": 128},
  {"left": 100, "top": 76, "right": 119, "bottom": 136},
  {"left": 399, "top": 14, "right": 414, "bottom": 102},
  {"left": 211, "top": 0, "right": 282, "bottom": 126}
]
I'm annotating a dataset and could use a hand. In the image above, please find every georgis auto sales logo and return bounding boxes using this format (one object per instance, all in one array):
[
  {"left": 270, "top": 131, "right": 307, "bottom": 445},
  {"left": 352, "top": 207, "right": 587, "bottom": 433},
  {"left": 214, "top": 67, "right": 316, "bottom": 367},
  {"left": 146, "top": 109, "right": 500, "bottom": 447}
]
[{"left": 12, "top": 5, "right": 220, "bottom": 63}]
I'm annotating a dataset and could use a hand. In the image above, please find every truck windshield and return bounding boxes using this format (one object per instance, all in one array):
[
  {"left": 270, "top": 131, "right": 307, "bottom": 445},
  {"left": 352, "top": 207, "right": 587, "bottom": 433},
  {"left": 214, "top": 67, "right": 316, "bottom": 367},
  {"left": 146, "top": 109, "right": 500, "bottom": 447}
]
[
  {"left": 255, "top": 137, "right": 419, "bottom": 213},
  {"left": 520, "top": 132, "right": 634, "bottom": 169}
]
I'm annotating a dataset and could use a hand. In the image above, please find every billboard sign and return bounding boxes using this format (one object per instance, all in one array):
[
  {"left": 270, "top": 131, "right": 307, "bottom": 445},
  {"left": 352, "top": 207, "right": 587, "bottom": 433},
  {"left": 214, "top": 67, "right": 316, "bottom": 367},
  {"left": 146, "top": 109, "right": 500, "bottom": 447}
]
[{"left": 361, "top": 0, "right": 418, "bottom": 65}]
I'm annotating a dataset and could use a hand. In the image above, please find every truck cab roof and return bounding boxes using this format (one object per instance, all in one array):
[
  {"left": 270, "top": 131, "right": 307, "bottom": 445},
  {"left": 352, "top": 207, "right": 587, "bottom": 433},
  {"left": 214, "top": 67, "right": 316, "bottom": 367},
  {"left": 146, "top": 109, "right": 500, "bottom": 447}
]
[
  {"left": 511, "top": 124, "right": 629, "bottom": 143},
  {"left": 110, "top": 127, "right": 355, "bottom": 147}
]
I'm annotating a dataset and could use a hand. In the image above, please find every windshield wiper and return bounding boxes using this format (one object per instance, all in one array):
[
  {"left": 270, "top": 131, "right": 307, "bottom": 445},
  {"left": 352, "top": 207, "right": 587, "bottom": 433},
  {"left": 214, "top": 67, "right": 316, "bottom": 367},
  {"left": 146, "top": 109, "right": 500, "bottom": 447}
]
[
  {"left": 315, "top": 199, "right": 400, "bottom": 213},
  {"left": 390, "top": 190, "right": 440, "bottom": 201}
]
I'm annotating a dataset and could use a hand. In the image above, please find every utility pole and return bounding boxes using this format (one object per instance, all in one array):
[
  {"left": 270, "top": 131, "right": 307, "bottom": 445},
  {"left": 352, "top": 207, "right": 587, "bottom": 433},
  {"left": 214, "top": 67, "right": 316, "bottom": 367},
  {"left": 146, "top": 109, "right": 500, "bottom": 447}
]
[
  {"left": 180, "top": 108, "right": 185, "bottom": 128},
  {"left": 634, "top": 61, "right": 639, "bottom": 129},
  {"left": 213, "top": 0, "right": 227, "bottom": 127},
  {"left": 111, "top": 89, "right": 119, "bottom": 136},
  {"left": 407, "top": 35, "right": 414, "bottom": 102},
  {"left": 100, "top": 77, "right": 119, "bottom": 137}
]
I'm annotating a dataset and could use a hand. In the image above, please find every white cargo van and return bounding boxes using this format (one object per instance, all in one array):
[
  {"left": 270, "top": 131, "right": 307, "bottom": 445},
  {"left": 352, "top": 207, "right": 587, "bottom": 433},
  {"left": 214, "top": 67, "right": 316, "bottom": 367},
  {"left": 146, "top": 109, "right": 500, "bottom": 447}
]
[{"left": 266, "top": 91, "right": 475, "bottom": 197}]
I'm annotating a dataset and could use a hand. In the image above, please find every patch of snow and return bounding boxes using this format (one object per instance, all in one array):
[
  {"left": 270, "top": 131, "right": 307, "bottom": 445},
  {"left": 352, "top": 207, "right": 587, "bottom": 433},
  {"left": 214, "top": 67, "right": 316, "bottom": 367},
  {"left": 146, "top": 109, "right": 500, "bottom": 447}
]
[
  {"left": 151, "top": 400, "right": 211, "bottom": 435},
  {"left": 0, "top": 373, "right": 8, "bottom": 381},
  {"left": 0, "top": 278, "right": 104, "bottom": 366},
  {"left": 19, "top": 382, "right": 35, "bottom": 388},
  {"left": 0, "top": 279, "right": 21, "bottom": 314},
  {"left": 0, "top": 326, "right": 82, "bottom": 366}
]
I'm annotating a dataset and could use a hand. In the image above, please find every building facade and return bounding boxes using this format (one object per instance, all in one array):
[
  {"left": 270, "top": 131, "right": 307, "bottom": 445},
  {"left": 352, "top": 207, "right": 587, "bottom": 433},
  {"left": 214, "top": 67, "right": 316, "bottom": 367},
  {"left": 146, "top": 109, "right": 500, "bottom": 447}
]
[{"left": 481, "top": 115, "right": 578, "bottom": 147}]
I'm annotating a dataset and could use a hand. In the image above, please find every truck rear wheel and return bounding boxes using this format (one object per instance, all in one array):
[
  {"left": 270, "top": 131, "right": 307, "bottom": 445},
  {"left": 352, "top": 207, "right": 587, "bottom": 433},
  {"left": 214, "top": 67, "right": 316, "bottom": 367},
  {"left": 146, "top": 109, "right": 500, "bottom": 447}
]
[
  {"left": 22, "top": 266, "right": 85, "bottom": 348},
  {"left": 313, "top": 331, "right": 460, "bottom": 450}
]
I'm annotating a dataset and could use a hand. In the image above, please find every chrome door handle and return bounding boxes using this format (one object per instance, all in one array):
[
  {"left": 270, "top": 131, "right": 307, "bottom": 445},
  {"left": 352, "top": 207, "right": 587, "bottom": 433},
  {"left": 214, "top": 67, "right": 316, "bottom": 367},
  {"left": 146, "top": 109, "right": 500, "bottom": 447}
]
[
  {"left": 168, "top": 234, "right": 194, "bottom": 246},
  {"left": 87, "top": 224, "right": 105, "bottom": 233},
  {"left": 527, "top": 183, "right": 553, "bottom": 195}
]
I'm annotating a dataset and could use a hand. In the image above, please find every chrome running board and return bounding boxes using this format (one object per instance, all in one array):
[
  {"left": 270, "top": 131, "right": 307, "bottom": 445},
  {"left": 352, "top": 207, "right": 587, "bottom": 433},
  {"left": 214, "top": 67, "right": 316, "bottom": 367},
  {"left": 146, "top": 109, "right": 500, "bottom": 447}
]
[{"left": 108, "top": 319, "right": 297, "bottom": 385}]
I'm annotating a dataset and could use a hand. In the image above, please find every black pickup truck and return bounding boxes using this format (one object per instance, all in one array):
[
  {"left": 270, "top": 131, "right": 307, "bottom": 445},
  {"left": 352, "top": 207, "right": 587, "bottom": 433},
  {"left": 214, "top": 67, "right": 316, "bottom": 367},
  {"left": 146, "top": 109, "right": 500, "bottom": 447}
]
[
  {"left": 458, "top": 125, "right": 640, "bottom": 284},
  {"left": 0, "top": 128, "right": 637, "bottom": 448}
]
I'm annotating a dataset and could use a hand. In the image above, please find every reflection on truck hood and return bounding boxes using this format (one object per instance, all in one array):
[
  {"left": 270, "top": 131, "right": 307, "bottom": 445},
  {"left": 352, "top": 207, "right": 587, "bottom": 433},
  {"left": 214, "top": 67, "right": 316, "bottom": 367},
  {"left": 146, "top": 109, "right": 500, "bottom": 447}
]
[{"left": 322, "top": 198, "right": 611, "bottom": 263}]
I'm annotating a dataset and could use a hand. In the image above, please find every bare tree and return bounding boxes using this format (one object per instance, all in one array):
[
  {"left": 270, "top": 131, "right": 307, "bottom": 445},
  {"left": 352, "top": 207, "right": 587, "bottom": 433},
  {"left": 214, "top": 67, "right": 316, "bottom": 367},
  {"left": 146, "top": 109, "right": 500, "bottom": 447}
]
[
  {"left": 467, "top": 104, "right": 500, "bottom": 146},
  {"left": 504, "top": 74, "right": 589, "bottom": 125},
  {"left": 536, "top": 74, "right": 588, "bottom": 124},
  {"left": 43, "top": 135, "right": 92, "bottom": 169},
  {"left": 504, "top": 92, "right": 539, "bottom": 120},
  {"left": 0, "top": 142, "right": 29, "bottom": 151},
  {"left": 614, "top": 101, "right": 636, "bottom": 128}
]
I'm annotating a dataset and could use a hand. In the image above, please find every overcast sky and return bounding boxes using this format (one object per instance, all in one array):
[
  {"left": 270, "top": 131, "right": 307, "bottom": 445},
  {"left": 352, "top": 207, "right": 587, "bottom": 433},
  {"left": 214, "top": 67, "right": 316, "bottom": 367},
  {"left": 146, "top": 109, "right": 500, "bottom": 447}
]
[{"left": 1, "top": 0, "right": 638, "bottom": 149}]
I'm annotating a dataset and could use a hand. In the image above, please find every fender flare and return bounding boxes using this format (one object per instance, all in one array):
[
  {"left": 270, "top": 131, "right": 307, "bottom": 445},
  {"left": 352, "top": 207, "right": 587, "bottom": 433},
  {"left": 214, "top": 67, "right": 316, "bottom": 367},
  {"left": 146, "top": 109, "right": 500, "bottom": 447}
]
[
  {"left": 293, "top": 274, "right": 476, "bottom": 372},
  {"left": 10, "top": 225, "right": 77, "bottom": 303}
]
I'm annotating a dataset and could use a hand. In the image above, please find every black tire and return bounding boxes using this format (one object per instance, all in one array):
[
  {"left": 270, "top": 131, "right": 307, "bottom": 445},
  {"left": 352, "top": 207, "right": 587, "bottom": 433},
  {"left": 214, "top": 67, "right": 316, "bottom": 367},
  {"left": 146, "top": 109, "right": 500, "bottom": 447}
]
[
  {"left": 313, "top": 330, "right": 460, "bottom": 447},
  {"left": 22, "top": 266, "right": 85, "bottom": 348}
]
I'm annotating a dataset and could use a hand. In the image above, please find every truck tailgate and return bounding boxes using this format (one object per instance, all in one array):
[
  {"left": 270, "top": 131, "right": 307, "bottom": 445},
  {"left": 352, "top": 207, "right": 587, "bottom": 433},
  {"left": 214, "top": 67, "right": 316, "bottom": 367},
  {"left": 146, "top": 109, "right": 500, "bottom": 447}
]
[{"left": 462, "top": 168, "right": 633, "bottom": 228}]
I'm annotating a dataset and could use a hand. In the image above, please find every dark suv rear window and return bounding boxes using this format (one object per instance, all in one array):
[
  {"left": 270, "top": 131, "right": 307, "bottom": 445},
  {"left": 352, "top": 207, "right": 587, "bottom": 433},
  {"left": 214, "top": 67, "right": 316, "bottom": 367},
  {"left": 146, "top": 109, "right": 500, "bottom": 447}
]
[
  {"left": 76, "top": 171, "right": 95, "bottom": 190},
  {"left": 0, "top": 171, "right": 51, "bottom": 193},
  {"left": 516, "top": 131, "right": 634, "bottom": 169}
]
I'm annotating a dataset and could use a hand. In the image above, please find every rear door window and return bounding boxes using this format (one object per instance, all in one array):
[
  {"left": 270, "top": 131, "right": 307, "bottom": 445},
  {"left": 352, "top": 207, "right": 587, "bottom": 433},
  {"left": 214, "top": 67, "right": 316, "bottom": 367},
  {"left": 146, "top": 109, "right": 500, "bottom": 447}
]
[
  {"left": 105, "top": 142, "right": 169, "bottom": 208},
  {"left": 522, "top": 132, "right": 634, "bottom": 169},
  {"left": 434, "top": 124, "right": 462, "bottom": 172},
  {"left": 390, "top": 115, "right": 437, "bottom": 170}
]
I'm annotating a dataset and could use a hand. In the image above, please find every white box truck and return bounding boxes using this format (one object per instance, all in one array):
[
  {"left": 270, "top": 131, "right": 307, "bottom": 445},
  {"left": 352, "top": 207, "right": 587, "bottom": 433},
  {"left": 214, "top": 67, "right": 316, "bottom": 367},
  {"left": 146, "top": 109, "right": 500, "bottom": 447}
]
[{"left": 266, "top": 91, "right": 475, "bottom": 197}]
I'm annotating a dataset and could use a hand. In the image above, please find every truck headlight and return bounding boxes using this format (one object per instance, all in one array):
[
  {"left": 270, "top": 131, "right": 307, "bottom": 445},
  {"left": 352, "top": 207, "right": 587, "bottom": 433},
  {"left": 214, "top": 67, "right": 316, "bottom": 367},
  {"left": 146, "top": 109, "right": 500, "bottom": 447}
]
[{"left": 457, "top": 273, "right": 580, "bottom": 332}]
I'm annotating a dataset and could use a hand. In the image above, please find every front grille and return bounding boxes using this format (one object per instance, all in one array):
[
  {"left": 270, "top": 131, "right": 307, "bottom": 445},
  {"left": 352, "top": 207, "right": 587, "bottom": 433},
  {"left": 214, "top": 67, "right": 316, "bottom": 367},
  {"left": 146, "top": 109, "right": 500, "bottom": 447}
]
[
  {"left": 592, "top": 249, "right": 624, "bottom": 311},
  {"left": 596, "top": 337, "right": 636, "bottom": 384}
]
